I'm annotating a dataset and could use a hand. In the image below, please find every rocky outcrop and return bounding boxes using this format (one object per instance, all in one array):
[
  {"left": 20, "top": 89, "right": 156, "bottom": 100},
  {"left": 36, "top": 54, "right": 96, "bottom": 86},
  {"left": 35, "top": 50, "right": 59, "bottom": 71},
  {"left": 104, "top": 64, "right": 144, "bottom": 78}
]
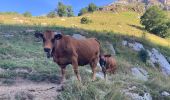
[
  {"left": 122, "top": 86, "right": 152, "bottom": 100},
  {"left": 122, "top": 40, "right": 170, "bottom": 76},
  {"left": 131, "top": 67, "right": 149, "bottom": 81},
  {"left": 122, "top": 40, "right": 145, "bottom": 51},
  {"left": 161, "top": 91, "right": 170, "bottom": 96},
  {"left": 107, "top": 42, "right": 116, "bottom": 55},
  {"left": 148, "top": 48, "right": 170, "bottom": 76}
]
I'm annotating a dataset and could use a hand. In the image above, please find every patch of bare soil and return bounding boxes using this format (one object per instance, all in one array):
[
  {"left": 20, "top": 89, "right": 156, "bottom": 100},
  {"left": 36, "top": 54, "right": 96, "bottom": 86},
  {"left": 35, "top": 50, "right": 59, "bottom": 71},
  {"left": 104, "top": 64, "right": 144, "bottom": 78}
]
[{"left": 0, "top": 78, "right": 62, "bottom": 100}]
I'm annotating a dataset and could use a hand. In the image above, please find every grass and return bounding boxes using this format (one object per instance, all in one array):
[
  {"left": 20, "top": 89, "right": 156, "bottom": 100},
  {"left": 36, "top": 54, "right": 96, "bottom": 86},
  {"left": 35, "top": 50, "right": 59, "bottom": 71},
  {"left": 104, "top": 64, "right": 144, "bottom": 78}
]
[
  {"left": 0, "top": 11, "right": 170, "bottom": 100},
  {"left": 0, "top": 11, "right": 170, "bottom": 47}
]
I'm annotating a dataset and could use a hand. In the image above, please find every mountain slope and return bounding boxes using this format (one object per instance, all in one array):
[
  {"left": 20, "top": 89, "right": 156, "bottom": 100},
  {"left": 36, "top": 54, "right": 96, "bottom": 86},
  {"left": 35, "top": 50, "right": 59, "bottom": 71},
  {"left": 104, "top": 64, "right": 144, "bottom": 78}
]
[{"left": 0, "top": 11, "right": 169, "bottom": 47}]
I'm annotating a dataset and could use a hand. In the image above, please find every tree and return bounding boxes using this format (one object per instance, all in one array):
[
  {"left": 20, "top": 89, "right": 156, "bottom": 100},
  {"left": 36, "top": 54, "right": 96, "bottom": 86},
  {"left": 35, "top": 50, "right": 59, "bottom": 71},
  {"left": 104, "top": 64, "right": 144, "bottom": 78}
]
[
  {"left": 56, "top": 2, "right": 67, "bottom": 17},
  {"left": 55, "top": 2, "right": 74, "bottom": 17},
  {"left": 88, "top": 3, "right": 97, "bottom": 12},
  {"left": 78, "top": 3, "right": 98, "bottom": 16},
  {"left": 47, "top": 11, "right": 56, "bottom": 18},
  {"left": 67, "top": 6, "right": 74, "bottom": 17},
  {"left": 23, "top": 11, "right": 32, "bottom": 17},
  {"left": 140, "top": 6, "right": 170, "bottom": 38},
  {"left": 78, "top": 7, "right": 88, "bottom": 16}
]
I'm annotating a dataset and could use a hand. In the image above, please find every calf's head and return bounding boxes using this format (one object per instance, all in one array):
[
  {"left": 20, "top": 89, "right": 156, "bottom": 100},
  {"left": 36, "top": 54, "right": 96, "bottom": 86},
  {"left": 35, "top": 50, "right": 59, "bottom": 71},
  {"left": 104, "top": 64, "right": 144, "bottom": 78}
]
[
  {"left": 34, "top": 30, "right": 62, "bottom": 58},
  {"left": 99, "top": 54, "right": 111, "bottom": 68}
]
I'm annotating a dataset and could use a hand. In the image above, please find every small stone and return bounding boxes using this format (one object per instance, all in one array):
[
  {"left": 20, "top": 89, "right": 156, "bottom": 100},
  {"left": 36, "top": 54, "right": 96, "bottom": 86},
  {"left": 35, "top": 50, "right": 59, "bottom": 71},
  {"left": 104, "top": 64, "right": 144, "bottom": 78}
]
[{"left": 122, "top": 40, "right": 128, "bottom": 46}]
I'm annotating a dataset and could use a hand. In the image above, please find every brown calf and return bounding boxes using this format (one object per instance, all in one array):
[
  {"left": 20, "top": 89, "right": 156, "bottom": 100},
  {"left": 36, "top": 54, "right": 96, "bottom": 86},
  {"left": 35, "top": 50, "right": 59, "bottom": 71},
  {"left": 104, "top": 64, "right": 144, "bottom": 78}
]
[{"left": 99, "top": 54, "right": 117, "bottom": 80}]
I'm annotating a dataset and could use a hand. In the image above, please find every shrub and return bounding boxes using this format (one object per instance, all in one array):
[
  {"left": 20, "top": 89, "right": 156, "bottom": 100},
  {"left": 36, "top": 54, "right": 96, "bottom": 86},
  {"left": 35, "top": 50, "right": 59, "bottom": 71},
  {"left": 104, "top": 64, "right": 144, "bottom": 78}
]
[
  {"left": 78, "top": 8, "right": 88, "bottom": 16},
  {"left": 138, "top": 49, "right": 148, "bottom": 63},
  {"left": 78, "top": 3, "right": 98, "bottom": 16},
  {"left": 23, "top": 11, "right": 32, "bottom": 17},
  {"left": 56, "top": 2, "right": 74, "bottom": 17},
  {"left": 88, "top": 3, "right": 97, "bottom": 12},
  {"left": 47, "top": 11, "right": 56, "bottom": 18},
  {"left": 140, "top": 6, "right": 170, "bottom": 38},
  {"left": 81, "top": 17, "right": 92, "bottom": 24}
]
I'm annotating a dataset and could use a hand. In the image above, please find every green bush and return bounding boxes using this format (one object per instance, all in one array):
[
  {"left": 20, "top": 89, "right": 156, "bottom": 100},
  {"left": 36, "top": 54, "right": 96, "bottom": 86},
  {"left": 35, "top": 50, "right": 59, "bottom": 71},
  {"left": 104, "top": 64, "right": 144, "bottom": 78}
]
[
  {"left": 138, "top": 49, "right": 148, "bottom": 63},
  {"left": 56, "top": 2, "right": 74, "bottom": 17},
  {"left": 47, "top": 11, "right": 56, "bottom": 18},
  {"left": 140, "top": 6, "right": 170, "bottom": 38},
  {"left": 81, "top": 17, "right": 92, "bottom": 24},
  {"left": 78, "top": 8, "right": 88, "bottom": 16},
  {"left": 23, "top": 11, "right": 32, "bottom": 17},
  {"left": 88, "top": 3, "right": 97, "bottom": 12}
]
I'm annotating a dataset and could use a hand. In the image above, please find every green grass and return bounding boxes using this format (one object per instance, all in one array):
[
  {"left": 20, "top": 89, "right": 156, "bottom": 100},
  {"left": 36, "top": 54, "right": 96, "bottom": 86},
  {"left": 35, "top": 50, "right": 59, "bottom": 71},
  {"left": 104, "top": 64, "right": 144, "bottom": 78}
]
[
  {"left": 0, "top": 12, "right": 170, "bottom": 100},
  {"left": 0, "top": 11, "right": 170, "bottom": 47}
]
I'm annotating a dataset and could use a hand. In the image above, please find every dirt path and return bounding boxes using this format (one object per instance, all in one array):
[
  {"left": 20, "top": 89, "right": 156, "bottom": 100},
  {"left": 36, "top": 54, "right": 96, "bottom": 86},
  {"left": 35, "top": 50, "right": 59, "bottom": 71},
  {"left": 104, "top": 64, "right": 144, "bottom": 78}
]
[{"left": 0, "top": 78, "right": 62, "bottom": 100}]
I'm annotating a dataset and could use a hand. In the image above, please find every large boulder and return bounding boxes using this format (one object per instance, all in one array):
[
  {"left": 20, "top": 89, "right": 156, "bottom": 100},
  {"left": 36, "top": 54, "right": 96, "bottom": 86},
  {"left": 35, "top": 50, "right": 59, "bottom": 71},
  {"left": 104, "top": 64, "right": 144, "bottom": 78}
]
[
  {"left": 149, "top": 48, "right": 170, "bottom": 76},
  {"left": 161, "top": 91, "right": 170, "bottom": 96},
  {"left": 107, "top": 42, "right": 116, "bottom": 55},
  {"left": 131, "top": 67, "right": 149, "bottom": 81},
  {"left": 122, "top": 40, "right": 145, "bottom": 51},
  {"left": 128, "top": 42, "right": 144, "bottom": 51}
]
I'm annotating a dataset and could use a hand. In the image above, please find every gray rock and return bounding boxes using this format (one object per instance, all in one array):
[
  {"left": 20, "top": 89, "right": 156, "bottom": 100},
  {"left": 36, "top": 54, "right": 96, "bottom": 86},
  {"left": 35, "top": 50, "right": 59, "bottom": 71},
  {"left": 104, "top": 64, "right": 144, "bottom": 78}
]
[
  {"left": 131, "top": 67, "right": 149, "bottom": 81},
  {"left": 123, "top": 86, "right": 152, "bottom": 100},
  {"left": 122, "top": 40, "right": 145, "bottom": 51},
  {"left": 128, "top": 42, "right": 145, "bottom": 52},
  {"left": 2, "top": 34, "right": 14, "bottom": 38},
  {"left": 13, "top": 68, "right": 32, "bottom": 74},
  {"left": 72, "top": 34, "right": 86, "bottom": 40},
  {"left": 125, "top": 92, "right": 152, "bottom": 100},
  {"left": 0, "top": 68, "right": 5, "bottom": 73},
  {"left": 107, "top": 43, "right": 116, "bottom": 55},
  {"left": 161, "top": 91, "right": 170, "bottom": 96},
  {"left": 86, "top": 69, "right": 104, "bottom": 79},
  {"left": 25, "top": 29, "right": 35, "bottom": 33},
  {"left": 122, "top": 40, "right": 128, "bottom": 46},
  {"left": 149, "top": 48, "right": 170, "bottom": 76}
]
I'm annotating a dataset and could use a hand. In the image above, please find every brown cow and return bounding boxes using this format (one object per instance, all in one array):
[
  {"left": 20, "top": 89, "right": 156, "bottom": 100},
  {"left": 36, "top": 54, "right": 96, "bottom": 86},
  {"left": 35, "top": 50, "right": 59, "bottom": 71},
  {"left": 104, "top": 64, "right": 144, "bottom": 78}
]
[
  {"left": 99, "top": 54, "right": 117, "bottom": 80},
  {"left": 35, "top": 30, "right": 100, "bottom": 83}
]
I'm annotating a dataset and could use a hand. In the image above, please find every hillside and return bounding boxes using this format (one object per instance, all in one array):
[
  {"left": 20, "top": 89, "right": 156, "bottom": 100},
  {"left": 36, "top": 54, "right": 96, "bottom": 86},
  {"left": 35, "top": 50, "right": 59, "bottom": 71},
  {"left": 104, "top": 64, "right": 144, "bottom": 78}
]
[
  {"left": 0, "top": 11, "right": 170, "bottom": 100},
  {"left": 0, "top": 11, "right": 169, "bottom": 47}
]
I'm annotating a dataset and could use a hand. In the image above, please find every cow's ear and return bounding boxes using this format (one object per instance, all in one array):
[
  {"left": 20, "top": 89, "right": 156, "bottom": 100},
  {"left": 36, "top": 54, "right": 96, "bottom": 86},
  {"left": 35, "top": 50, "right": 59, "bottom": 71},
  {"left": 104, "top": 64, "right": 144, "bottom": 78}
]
[
  {"left": 34, "top": 31, "right": 43, "bottom": 39},
  {"left": 54, "top": 32, "right": 62, "bottom": 40}
]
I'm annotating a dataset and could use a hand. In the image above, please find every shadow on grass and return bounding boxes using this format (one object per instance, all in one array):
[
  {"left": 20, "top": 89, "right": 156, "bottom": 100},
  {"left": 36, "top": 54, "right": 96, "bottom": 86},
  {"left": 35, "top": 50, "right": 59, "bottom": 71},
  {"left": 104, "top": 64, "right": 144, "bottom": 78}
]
[
  {"left": 0, "top": 24, "right": 170, "bottom": 56},
  {"left": 128, "top": 24, "right": 145, "bottom": 31}
]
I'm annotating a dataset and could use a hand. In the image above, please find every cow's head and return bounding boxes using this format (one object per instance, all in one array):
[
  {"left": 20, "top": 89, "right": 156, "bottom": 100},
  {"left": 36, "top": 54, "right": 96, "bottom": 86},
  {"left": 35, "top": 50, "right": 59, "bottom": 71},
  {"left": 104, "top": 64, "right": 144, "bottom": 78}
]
[{"left": 34, "top": 30, "right": 62, "bottom": 58}]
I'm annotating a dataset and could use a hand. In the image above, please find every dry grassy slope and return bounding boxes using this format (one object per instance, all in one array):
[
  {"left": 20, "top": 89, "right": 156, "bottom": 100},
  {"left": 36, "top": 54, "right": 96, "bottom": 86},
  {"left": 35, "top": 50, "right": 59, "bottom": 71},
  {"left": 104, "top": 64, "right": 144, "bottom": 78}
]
[{"left": 0, "top": 11, "right": 169, "bottom": 47}]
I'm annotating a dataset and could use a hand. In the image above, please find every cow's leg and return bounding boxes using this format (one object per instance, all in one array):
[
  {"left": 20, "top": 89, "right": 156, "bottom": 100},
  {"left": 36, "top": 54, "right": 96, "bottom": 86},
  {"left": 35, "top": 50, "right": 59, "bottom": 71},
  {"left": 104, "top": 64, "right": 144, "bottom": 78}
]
[
  {"left": 72, "top": 56, "right": 81, "bottom": 82},
  {"left": 90, "top": 59, "right": 98, "bottom": 81},
  {"left": 60, "top": 65, "right": 66, "bottom": 83}
]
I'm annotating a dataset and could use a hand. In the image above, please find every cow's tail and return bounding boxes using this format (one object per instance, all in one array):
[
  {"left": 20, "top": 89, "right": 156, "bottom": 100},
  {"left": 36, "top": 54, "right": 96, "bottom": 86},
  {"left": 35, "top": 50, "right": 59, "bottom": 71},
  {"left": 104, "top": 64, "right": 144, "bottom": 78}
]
[{"left": 95, "top": 38, "right": 104, "bottom": 56}]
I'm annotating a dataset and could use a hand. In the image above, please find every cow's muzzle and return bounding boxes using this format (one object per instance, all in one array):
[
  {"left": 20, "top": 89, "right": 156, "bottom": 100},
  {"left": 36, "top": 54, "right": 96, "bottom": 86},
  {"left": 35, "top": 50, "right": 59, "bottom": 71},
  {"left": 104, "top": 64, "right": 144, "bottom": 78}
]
[{"left": 44, "top": 48, "right": 51, "bottom": 58}]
